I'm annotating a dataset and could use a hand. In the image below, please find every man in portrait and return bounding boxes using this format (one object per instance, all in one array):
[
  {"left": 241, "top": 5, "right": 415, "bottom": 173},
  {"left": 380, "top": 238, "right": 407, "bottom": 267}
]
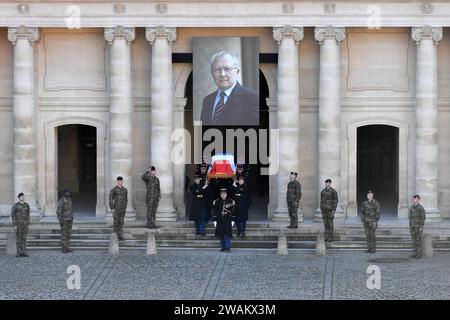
[{"left": 200, "top": 51, "right": 259, "bottom": 126}]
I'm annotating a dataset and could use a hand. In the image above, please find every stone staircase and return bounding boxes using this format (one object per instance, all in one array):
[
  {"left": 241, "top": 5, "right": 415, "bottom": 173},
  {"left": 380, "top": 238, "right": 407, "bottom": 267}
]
[{"left": 1, "top": 220, "right": 450, "bottom": 251}]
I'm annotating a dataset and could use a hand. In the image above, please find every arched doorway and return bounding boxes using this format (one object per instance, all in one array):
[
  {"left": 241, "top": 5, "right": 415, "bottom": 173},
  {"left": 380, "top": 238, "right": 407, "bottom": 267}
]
[
  {"left": 357, "top": 125, "right": 399, "bottom": 217},
  {"left": 183, "top": 69, "right": 270, "bottom": 221},
  {"left": 57, "top": 124, "right": 97, "bottom": 215}
]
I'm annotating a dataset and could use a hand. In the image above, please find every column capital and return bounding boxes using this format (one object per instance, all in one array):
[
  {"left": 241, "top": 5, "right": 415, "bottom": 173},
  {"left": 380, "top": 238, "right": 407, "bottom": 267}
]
[
  {"left": 314, "top": 26, "right": 346, "bottom": 45},
  {"left": 411, "top": 26, "right": 442, "bottom": 45},
  {"left": 7, "top": 26, "right": 39, "bottom": 45},
  {"left": 104, "top": 26, "right": 135, "bottom": 45},
  {"left": 272, "top": 26, "right": 304, "bottom": 46},
  {"left": 145, "top": 26, "right": 177, "bottom": 45}
]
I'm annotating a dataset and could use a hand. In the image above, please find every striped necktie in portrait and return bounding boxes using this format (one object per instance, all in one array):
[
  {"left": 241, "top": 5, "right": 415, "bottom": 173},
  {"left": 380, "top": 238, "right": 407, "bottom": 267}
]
[{"left": 212, "top": 91, "right": 226, "bottom": 122}]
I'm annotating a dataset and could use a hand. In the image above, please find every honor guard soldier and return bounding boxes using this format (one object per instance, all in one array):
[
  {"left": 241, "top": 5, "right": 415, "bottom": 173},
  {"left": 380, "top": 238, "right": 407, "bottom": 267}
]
[
  {"left": 360, "top": 190, "right": 381, "bottom": 253},
  {"left": 189, "top": 173, "right": 208, "bottom": 238},
  {"left": 142, "top": 166, "right": 161, "bottom": 229},
  {"left": 234, "top": 176, "right": 250, "bottom": 238},
  {"left": 212, "top": 188, "right": 235, "bottom": 252},
  {"left": 57, "top": 189, "right": 73, "bottom": 253},
  {"left": 320, "top": 179, "right": 339, "bottom": 242},
  {"left": 11, "top": 193, "right": 30, "bottom": 257},
  {"left": 409, "top": 195, "right": 426, "bottom": 259},
  {"left": 109, "top": 176, "right": 128, "bottom": 240},
  {"left": 286, "top": 172, "right": 302, "bottom": 229}
]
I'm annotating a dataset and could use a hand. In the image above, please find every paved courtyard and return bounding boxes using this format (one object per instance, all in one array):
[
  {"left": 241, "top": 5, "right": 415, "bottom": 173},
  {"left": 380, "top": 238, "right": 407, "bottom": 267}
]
[{"left": 0, "top": 249, "right": 449, "bottom": 300}]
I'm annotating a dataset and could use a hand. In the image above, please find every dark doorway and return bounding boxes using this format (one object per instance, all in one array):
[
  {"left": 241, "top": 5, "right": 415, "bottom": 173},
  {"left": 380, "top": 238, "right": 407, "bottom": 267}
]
[
  {"left": 57, "top": 124, "right": 97, "bottom": 215},
  {"left": 357, "top": 125, "right": 399, "bottom": 216}
]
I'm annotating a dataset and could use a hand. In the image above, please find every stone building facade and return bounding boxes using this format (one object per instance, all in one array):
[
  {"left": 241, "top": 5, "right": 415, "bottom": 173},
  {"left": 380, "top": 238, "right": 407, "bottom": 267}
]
[{"left": 0, "top": 1, "right": 449, "bottom": 223}]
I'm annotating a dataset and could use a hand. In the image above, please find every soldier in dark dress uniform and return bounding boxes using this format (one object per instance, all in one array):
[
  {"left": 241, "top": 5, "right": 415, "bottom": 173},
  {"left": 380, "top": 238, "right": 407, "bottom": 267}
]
[
  {"left": 234, "top": 176, "right": 250, "bottom": 238},
  {"left": 212, "top": 188, "right": 235, "bottom": 252},
  {"left": 189, "top": 174, "right": 208, "bottom": 238}
]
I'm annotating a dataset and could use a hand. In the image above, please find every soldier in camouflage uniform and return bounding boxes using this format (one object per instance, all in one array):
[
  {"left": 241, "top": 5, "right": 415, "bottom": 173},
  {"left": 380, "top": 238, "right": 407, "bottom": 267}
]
[
  {"left": 11, "top": 193, "right": 30, "bottom": 257},
  {"left": 109, "top": 176, "right": 128, "bottom": 240},
  {"left": 286, "top": 172, "right": 302, "bottom": 229},
  {"left": 409, "top": 194, "right": 426, "bottom": 259},
  {"left": 320, "top": 179, "right": 339, "bottom": 242},
  {"left": 360, "top": 190, "right": 381, "bottom": 253},
  {"left": 141, "top": 166, "right": 161, "bottom": 229},
  {"left": 57, "top": 189, "right": 73, "bottom": 253}
]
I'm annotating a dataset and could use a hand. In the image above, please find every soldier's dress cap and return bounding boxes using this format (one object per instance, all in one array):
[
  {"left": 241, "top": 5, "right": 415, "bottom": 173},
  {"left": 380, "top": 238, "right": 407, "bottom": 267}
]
[
  {"left": 117, "top": 176, "right": 123, "bottom": 181},
  {"left": 17, "top": 192, "right": 24, "bottom": 198},
  {"left": 220, "top": 188, "right": 227, "bottom": 192},
  {"left": 325, "top": 179, "right": 332, "bottom": 183},
  {"left": 367, "top": 190, "right": 374, "bottom": 194},
  {"left": 194, "top": 173, "right": 201, "bottom": 179},
  {"left": 238, "top": 175, "right": 245, "bottom": 180}
]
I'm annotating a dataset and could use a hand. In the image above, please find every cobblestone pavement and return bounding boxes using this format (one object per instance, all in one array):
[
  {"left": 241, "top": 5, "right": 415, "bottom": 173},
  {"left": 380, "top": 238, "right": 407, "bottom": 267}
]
[{"left": 0, "top": 249, "right": 449, "bottom": 300}]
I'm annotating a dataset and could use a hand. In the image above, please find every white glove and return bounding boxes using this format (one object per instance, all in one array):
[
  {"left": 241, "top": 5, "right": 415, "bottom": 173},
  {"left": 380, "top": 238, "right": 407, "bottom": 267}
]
[
  {"left": 232, "top": 221, "right": 235, "bottom": 227},
  {"left": 202, "top": 184, "right": 208, "bottom": 189},
  {"left": 213, "top": 221, "right": 217, "bottom": 227}
]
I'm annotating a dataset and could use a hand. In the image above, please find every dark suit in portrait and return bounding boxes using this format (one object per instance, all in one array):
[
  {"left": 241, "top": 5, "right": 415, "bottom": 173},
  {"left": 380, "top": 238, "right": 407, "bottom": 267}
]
[{"left": 200, "top": 82, "right": 259, "bottom": 126}]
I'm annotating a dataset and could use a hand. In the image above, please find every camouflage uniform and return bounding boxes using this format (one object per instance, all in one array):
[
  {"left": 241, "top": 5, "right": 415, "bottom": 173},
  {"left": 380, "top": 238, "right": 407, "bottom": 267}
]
[
  {"left": 11, "top": 201, "right": 30, "bottom": 256},
  {"left": 142, "top": 172, "right": 161, "bottom": 228},
  {"left": 360, "top": 199, "right": 381, "bottom": 252},
  {"left": 409, "top": 203, "right": 426, "bottom": 258},
  {"left": 320, "top": 187, "right": 338, "bottom": 241},
  {"left": 286, "top": 180, "right": 302, "bottom": 228},
  {"left": 57, "top": 195, "right": 73, "bottom": 252},
  {"left": 109, "top": 185, "right": 128, "bottom": 239}
]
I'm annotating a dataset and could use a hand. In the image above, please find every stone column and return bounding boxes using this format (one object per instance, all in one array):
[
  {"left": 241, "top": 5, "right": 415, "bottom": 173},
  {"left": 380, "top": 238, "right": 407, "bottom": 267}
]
[
  {"left": 173, "top": 97, "right": 187, "bottom": 219},
  {"left": 146, "top": 26, "right": 177, "bottom": 221},
  {"left": 8, "top": 26, "right": 41, "bottom": 220},
  {"left": 104, "top": 26, "right": 136, "bottom": 221},
  {"left": 272, "top": 26, "right": 303, "bottom": 223},
  {"left": 411, "top": 26, "right": 442, "bottom": 222},
  {"left": 314, "top": 26, "right": 345, "bottom": 222}
]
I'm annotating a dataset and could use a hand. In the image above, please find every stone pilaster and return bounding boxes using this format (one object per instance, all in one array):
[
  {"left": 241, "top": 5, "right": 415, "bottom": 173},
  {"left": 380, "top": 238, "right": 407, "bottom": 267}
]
[
  {"left": 146, "top": 26, "right": 178, "bottom": 221},
  {"left": 272, "top": 26, "right": 303, "bottom": 223},
  {"left": 105, "top": 26, "right": 136, "bottom": 221},
  {"left": 314, "top": 26, "right": 345, "bottom": 222},
  {"left": 411, "top": 26, "right": 442, "bottom": 222},
  {"left": 8, "top": 26, "right": 41, "bottom": 221}
]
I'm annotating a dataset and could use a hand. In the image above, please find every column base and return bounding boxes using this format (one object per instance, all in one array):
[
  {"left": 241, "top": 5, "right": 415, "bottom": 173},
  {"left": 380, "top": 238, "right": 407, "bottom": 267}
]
[
  {"left": 30, "top": 206, "right": 42, "bottom": 222},
  {"left": 156, "top": 207, "right": 178, "bottom": 222},
  {"left": 314, "top": 207, "right": 345, "bottom": 223},
  {"left": 424, "top": 208, "right": 441, "bottom": 223}
]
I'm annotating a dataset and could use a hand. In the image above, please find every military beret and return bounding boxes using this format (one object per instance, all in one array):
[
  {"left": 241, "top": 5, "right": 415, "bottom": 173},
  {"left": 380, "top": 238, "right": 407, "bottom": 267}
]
[
  {"left": 150, "top": 166, "right": 156, "bottom": 171},
  {"left": 367, "top": 190, "right": 373, "bottom": 194},
  {"left": 17, "top": 192, "right": 24, "bottom": 198},
  {"left": 413, "top": 194, "right": 420, "bottom": 199},
  {"left": 325, "top": 179, "right": 332, "bottom": 183},
  {"left": 117, "top": 176, "right": 123, "bottom": 181},
  {"left": 194, "top": 173, "right": 201, "bottom": 179},
  {"left": 238, "top": 175, "right": 245, "bottom": 180},
  {"left": 290, "top": 172, "right": 298, "bottom": 176}
]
